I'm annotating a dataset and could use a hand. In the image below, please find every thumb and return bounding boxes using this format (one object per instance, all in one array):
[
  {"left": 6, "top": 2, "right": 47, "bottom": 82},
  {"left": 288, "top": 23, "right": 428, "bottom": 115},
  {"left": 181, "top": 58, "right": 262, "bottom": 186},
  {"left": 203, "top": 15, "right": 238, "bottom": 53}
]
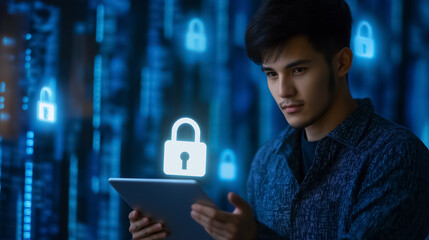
[{"left": 228, "top": 192, "right": 252, "bottom": 215}]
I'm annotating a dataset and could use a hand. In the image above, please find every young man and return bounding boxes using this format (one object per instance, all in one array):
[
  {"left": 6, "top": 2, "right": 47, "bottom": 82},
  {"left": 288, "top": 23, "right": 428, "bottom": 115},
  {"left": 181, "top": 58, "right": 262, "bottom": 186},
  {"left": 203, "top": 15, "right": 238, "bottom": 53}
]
[{"left": 129, "top": 0, "right": 429, "bottom": 239}]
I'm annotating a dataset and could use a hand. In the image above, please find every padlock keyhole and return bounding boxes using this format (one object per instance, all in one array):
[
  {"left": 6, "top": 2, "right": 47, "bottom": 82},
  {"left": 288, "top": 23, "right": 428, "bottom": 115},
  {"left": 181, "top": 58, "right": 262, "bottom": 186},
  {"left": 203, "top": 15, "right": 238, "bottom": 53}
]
[
  {"left": 44, "top": 107, "right": 49, "bottom": 118},
  {"left": 180, "top": 152, "right": 190, "bottom": 170}
]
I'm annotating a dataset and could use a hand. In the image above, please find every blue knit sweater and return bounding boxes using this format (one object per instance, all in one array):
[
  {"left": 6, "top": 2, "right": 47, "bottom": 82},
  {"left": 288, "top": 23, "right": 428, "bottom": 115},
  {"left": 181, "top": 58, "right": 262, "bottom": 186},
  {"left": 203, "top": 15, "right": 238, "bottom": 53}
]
[{"left": 247, "top": 98, "right": 429, "bottom": 239}]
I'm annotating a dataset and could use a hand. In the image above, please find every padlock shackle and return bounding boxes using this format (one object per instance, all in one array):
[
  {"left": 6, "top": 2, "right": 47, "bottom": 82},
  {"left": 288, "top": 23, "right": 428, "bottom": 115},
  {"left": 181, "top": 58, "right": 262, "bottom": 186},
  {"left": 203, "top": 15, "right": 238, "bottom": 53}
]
[
  {"left": 188, "top": 18, "right": 205, "bottom": 32},
  {"left": 220, "top": 149, "right": 235, "bottom": 162},
  {"left": 40, "top": 87, "right": 54, "bottom": 101},
  {"left": 357, "top": 21, "right": 373, "bottom": 38},
  {"left": 171, "top": 117, "right": 201, "bottom": 142}
]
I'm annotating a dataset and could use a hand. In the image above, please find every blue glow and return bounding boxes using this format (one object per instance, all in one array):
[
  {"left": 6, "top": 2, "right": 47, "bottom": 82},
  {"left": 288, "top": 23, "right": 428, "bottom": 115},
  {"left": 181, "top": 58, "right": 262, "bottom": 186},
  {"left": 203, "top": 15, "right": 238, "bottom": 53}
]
[
  {"left": 37, "top": 86, "right": 56, "bottom": 123},
  {"left": 1, "top": 95, "right": 5, "bottom": 110},
  {"left": 164, "top": 117, "right": 207, "bottom": 177},
  {"left": 234, "top": 12, "right": 247, "bottom": 47},
  {"left": 16, "top": 191, "right": 23, "bottom": 240},
  {"left": 185, "top": 18, "right": 207, "bottom": 52},
  {"left": 164, "top": 0, "right": 174, "bottom": 39},
  {"left": 92, "top": 54, "right": 102, "bottom": 153},
  {"left": 68, "top": 155, "right": 78, "bottom": 240},
  {"left": 25, "top": 178, "right": 32, "bottom": 185},
  {"left": 24, "top": 209, "right": 31, "bottom": 215},
  {"left": 93, "top": 130, "right": 100, "bottom": 152},
  {"left": 422, "top": 123, "right": 429, "bottom": 148},
  {"left": 0, "top": 113, "right": 10, "bottom": 120},
  {"left": 24, "top": 224, "right": 31, "bottom": 231},
  {"left": 25, "top": 161, "right": 33, "bottom": 169},
  {"left": 2, "top": 36, "right": 15, "bottom": 46},
  {"left": 25, "top": 49, "right": 31, "bottom": 54},
  {"left": 25, "top": 33, "right": 32, "bottom": 40},
  {"left": 27, "top": 131, "right": 34, "bottom": 138},
  {"left": 26, "top": 147, "right": 33, "bottom": 155},
  {"left": 24, "top": 193, "right": 32, "bottom": 200},
  {"left": 26, "top": 139, "right": 33, "bottom": 146},
  {"left": 0, "top": 137, "right": 2, "bottom": 193},
  {"left": 25, "top": 170, "right": 32, "bottom": 177},
  {"left": 23, "top": 96, "right": 29, "bottom": 111},
  {"left": 218, "top": 149, "right": 237, "bottom": 181},
  {"left": 216, "top": 0, "right": 229, "bottom": 62},
  {"left": 23, "top": 150, "right": 33, "bottom": 240},
  {"left": 354, "top": 21, "right": 375, "bottom": 59},
  {"left": 93, "top": 55, "right": 102, "bottom": 128},
  {"left": 96, "top": 5, "right": 104, "bottom": 43},
  {"left": 140, "top": 67, "right": 150, "bottom": 117},
  {"left": 91, "top": 176, "right": 100, "bottom": 193},
  {"left": 0, "top": 82, "right": 5, "bottom": 92}
]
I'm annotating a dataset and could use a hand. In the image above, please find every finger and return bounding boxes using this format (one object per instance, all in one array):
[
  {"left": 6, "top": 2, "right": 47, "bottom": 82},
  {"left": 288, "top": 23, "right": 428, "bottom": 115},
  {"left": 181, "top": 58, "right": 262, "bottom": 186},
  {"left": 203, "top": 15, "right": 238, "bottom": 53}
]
[
  {"left": 129, "top": 217, "right": 151, "bottom": 233},
  {"left": 191, "top": 210, "right": 223, "bottom": 228},
  {"left": 129, "top": 210, "right": 140, "bottom": 221},
  {"left": 228, "top": 192, "right": 252, "bottom": 215},
  {"left": 202, "top": 225, "right": 232, "bottom": 240},
  {"left": 203, "top": 226, "right": 230, "bottom": 240},
  {"left": 191, "top": 204, "right": 229, "bottom": 222},
  {"left": 191, "top": 210, "right": 230, "bottom": 239},
  {"left": 133, "top": 223, "right": 164, "bottom": 239},
  {"left": 145, "top": 230, "right": 168, "bottom": 240},
  {"left": 133, "top": 230, "right": 167, "bottom": 240}
]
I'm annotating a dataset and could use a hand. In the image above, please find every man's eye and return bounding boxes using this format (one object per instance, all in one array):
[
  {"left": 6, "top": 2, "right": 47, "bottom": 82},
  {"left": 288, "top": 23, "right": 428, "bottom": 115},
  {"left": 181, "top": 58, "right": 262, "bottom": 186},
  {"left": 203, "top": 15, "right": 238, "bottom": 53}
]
[
  {"left": 266, "top": 72, "right": 277, "bottom": 77},
  {"left": 293, "top": 67, "right": 306, "bottom": 74}
]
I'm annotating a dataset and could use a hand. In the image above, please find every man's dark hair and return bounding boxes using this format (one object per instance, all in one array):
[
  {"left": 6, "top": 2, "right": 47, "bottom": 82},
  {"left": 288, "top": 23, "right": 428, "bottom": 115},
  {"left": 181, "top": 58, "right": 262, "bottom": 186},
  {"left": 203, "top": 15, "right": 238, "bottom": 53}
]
[{"left": 245, "top": 0, "right": 352, "bottom": 65}]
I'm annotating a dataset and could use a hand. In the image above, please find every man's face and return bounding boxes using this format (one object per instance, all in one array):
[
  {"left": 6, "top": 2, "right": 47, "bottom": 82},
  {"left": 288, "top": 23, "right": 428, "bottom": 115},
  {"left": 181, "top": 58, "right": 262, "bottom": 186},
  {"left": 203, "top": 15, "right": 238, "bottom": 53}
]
[{"left": 262, "top": 35, "right": 336, "bottom": 129}]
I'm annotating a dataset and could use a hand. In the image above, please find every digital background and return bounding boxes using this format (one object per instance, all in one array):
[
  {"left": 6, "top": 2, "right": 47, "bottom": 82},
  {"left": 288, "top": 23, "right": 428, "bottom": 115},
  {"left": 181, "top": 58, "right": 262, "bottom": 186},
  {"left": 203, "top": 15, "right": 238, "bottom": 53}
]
[{"left": 0, "top": 0, "right": 428, "bottom": 239}]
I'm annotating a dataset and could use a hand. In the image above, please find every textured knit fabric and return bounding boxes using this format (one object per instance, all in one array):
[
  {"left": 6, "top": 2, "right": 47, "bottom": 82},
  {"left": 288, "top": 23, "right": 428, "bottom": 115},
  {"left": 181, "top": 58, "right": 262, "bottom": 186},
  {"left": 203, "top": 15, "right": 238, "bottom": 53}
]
[
  {"left": 300, "top": 131, "right": 318, "bottom": 184},
  {"left": 247, "top": 98, "right": 429, "bottom": 240}
]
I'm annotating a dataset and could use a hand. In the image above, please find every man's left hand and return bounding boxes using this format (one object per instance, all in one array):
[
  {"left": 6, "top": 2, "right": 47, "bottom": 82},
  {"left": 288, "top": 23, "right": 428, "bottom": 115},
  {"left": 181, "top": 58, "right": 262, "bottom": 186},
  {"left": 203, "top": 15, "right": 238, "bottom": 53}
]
[{"left": 191, "top": 192, "right": 258, "bottom": 240}]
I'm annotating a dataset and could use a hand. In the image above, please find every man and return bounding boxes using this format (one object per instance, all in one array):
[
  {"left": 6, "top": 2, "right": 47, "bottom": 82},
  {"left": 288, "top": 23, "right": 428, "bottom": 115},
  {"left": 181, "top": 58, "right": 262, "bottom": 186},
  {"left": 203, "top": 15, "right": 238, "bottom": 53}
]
[{"left": 129, "top": 0, "right": 429, "bottom": 239}]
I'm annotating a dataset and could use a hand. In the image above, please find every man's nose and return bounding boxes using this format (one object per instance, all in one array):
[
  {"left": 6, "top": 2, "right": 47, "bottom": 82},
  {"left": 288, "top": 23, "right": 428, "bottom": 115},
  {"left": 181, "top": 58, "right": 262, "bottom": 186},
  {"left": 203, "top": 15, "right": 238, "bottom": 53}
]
[{"left": 278, "top": 76, "right": 296, "bottom": 98}]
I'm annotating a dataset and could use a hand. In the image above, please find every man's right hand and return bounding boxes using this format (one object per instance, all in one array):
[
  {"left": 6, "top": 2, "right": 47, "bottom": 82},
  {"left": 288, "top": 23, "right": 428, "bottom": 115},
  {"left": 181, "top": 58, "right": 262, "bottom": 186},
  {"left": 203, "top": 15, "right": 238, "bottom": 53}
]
[{"left": 128, "top": 210, "right": 168, "bottom": 240}]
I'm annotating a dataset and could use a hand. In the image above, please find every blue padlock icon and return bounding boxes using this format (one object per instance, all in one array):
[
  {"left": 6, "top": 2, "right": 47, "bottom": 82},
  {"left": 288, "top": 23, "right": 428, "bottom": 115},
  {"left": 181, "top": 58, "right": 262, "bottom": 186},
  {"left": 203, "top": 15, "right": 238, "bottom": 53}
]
[
  {"left": 218, "top": 149, "right": 236, "bottom": 181},
  {"left": 354, "top": 21, "right": 374, "bottom": 58},
  {"left": 37, "top": 87, "right": 56, "bottom": 123},
  {"left": 186, "top": 18, "right": 207, "bottom": 52}
]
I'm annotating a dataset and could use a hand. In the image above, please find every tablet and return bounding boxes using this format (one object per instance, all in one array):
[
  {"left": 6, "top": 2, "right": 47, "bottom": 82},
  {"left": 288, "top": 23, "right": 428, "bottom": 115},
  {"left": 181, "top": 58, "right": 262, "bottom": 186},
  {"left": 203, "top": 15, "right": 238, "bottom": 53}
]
[{"left": 109, "top": 178, "right": 215, "bottom": 240}]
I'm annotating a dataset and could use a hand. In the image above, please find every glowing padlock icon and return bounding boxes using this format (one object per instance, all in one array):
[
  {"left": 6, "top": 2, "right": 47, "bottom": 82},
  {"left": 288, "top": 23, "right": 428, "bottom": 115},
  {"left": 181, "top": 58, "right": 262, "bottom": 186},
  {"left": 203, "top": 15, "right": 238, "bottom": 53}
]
[
  {"left": 219, "top": 149, "right": 236, "bottom": 181},
  {"left": 37, "top": 87, "right": 56, "bottom": 123},
  {"left": 163, "top": 117, "right": 207, "bottom": 177},
  {"left": 185, "top": 18, "right": 207, "bottom": 52},
  {"left": 354, "top": 21, "right": 374, "bottom": 58}
]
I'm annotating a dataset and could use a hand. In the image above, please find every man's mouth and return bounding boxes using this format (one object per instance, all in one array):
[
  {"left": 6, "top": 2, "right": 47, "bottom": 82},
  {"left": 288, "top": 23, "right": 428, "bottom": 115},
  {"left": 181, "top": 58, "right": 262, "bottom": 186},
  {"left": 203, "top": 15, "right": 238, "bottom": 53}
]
[{"left": 280, "top": 103, "right": 304, "bottom": 113}]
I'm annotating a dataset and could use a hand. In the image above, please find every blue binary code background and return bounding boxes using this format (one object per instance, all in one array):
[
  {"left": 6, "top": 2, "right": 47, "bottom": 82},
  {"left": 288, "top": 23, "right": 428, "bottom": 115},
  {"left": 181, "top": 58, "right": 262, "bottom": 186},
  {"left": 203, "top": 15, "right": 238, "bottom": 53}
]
[{"left": 0, "top": 0, "right": 428, "bottom": 239}]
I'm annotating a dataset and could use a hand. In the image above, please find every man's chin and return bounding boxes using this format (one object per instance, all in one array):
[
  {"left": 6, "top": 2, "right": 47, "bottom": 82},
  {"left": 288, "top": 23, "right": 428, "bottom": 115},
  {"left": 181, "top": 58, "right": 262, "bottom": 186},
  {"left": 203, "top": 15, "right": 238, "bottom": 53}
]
[{"left": 285, "top": 117, "right": 311, "bottom": 129}]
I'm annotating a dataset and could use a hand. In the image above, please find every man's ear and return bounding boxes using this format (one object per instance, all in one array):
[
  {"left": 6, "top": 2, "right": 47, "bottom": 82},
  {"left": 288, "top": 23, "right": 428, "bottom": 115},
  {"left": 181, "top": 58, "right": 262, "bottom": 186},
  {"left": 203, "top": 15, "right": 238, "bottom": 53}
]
[{"left": 333, "top": 47, "right": 353, "bottom": 78}]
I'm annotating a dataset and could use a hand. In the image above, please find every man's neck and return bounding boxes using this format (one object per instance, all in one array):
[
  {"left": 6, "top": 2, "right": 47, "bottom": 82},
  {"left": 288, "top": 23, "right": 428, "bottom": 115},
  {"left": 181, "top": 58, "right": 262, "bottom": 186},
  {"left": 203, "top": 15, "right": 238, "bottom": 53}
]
[{"left": 305, "top": 90, "right": 357, "bottom": 142}]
